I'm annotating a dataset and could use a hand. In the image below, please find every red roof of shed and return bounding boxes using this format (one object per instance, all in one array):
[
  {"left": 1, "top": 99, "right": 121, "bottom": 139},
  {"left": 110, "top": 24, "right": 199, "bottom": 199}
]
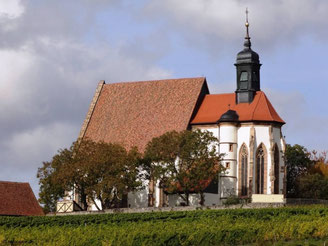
[
  {"left": 0, "top": 181, "right": 44, "bottom": 216},
  {"left": 191, "top": 91, "right": 285, "bottom": 124}
]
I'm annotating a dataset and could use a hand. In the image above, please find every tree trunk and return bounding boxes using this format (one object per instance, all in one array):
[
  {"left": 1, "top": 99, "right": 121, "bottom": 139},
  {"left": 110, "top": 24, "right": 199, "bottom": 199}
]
[
  {"left": 200, "top": 192, "right": 205, "bottom": 206},
  {"left": 80, "top": 188, "right": 88, "bottom": 211},
  {"left": 185, "top": 193, "right": 189, "bottom": 206}
]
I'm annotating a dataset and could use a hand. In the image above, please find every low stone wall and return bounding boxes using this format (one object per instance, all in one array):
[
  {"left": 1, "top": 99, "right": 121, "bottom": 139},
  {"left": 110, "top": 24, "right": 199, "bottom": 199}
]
[
  {"left": 47, "top": 198, "right": 328, "bottom": 216},
  {"left": 48, "top": 203, "right": 285, "bottom": 216},
  {"left": 286, "top": 198, "right": 328, "bottom": 205}
]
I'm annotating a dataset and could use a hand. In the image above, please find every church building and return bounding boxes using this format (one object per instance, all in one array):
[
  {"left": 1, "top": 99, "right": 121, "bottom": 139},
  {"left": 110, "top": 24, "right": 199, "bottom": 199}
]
[{"left": 75, "top": 17, "right": 286, "bottom": 209}]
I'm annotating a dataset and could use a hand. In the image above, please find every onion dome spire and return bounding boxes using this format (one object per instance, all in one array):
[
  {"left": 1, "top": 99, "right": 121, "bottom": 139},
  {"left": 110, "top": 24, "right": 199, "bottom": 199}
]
[{"left": 235, "top": 8, "right": 262, "bottom": 104}]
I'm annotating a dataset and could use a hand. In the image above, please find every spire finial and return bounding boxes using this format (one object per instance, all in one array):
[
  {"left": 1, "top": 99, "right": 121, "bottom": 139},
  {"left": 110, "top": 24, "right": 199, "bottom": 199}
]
[{"left": 244, "top": 8, "right": 251, "bottom": 49}]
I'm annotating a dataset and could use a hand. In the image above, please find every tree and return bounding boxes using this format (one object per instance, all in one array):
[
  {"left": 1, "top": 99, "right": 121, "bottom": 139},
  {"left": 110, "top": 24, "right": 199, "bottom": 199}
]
[
  {"left": 297, "top": 174, "right": 328, "bottom": 200},
  {"left": 285, "top": 144, "right": 314, "bottom": 197},
  {"left": 74, "top": 140, "right": 142, "bottom": 210},
  {"left": 37, "top": 147, "right": 73, "bottom": 213},
  {"left": 37, "top": 139, "right": 143, "bottom": 212},
  {"left": 145, "top": 130, "right": 223, "bottom": 206},
  {"left": 296, "top": 151, "right": 328, "bottom": 200}
]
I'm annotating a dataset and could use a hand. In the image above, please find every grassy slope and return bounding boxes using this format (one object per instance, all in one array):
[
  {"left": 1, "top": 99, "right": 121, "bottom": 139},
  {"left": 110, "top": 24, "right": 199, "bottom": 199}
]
[{"left": 1, "top": 206, "right": 328, "bottom": 245}]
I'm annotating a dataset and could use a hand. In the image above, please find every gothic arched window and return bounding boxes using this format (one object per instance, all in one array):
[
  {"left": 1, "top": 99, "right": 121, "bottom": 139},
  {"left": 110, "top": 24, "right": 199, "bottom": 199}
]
[
  {"left": 256, "top": 144, "right": 267, "bottom": 194},
  {"left": 274, "top": 144, "right": 280, "bottom": 194},
  {"left": 239, "top": 144, "right": 248, "bottom": 196}
]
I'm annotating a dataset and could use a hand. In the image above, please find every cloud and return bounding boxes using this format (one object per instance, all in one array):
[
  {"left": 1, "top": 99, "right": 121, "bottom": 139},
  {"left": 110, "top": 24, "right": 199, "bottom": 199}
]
[
  {"left": 265, "top": 89, "right": 328, "bottom": 152},
  {"left": 142, "top": 0, "right": 328, "bottom": 52},
  {"left": 0, "top": 0, "right": 24, "bottom": 19},
  {"left": 0, "top": 0, "right": 171, "bottom": 196}
]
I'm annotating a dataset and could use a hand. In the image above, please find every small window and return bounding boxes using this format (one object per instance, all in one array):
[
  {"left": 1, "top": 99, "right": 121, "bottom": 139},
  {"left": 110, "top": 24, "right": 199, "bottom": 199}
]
[
  {"left": 240, "top": 71, "right": 248, "bottom": 81},
  {"left": 226, "top": 162, "right": 230, "bottom": 169},
  {"left": 229, "top": 144, "right": 233, "bottom": 152}
]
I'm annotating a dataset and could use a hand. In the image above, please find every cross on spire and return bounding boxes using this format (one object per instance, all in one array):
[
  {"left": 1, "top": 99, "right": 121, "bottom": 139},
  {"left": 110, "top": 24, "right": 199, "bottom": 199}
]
[{"left": 244, "top": 7, "right": 251, "bottom": 49}]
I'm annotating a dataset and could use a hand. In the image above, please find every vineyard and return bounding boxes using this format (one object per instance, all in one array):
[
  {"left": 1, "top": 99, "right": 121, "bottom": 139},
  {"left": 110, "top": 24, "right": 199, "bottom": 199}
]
[{"left": 1, "top": 206, "right": 328, "bottom": 245}]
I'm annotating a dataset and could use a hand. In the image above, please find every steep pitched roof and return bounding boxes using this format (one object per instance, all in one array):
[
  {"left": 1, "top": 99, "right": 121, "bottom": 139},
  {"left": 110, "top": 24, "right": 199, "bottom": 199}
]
[
  {"left": 0, "top": 181, "right": 44, "bottom": 216},
  {"left": 80, "top": 77, "right": 209, "bottom": 152},
  {"left": 191, "top": 91, "right": 285, "bottom": 125}
]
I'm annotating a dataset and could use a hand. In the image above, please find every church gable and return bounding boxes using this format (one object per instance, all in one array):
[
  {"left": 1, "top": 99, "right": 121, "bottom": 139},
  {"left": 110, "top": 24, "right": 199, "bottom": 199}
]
[
  {"left": 81, "top": 77, "right": 209, "bottom": 152},
  {"left": 190, "top": 91, "right": 285, "bottom": 125}
]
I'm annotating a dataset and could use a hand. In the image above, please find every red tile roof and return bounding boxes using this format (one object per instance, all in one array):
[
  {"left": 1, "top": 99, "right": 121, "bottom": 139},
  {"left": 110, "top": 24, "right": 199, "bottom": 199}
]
[
  {"left": 82, "top": 77, "right": 209, "bottom": 152},
  {"left": 191, "top": 91, "right": 285, "bottom": 124},
  {"left": 0, "top": 181, "right": 44, "bottom": 216}
]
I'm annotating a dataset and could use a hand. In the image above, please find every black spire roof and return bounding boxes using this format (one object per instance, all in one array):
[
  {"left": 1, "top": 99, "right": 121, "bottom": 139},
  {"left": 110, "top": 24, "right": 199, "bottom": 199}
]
[
  {"left": 236, "top": 8, "right": 260, "bottom": 65},
  {"left": 235, "top": 8, "right": 261, "bottom": 104},
  {"left": 219, "top": 110, "right": 239, "bottom": 122}
]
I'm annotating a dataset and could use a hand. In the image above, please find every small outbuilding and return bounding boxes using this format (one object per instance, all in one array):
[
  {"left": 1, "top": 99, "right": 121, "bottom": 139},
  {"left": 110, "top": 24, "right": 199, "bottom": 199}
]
[{"left": 0, "top": 181, "right": 44, "bottom": 216}]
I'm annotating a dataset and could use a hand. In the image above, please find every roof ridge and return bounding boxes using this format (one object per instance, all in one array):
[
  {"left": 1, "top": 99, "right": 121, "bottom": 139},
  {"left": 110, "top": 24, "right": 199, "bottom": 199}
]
[
  {"left": 261, "top": 92, "right": 275, "bottom": 121},
  {"left": 207, "top": 92, "right": 235, "bottom": 96},
  {"left": 262, "top": 93, "right": 285, "bottom": 123},
  {"left": 105, "top": 77, "right": 206, "bottom": 86},
  {"left": 0, "top": 180, "right": 29, "bottom": 184},
  {"left": 252, "top": 91, "right": 262, "bottom": 120}
]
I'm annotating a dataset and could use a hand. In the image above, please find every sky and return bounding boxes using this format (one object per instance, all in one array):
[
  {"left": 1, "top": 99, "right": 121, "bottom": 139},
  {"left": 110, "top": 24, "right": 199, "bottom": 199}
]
[{"left": 0, "top": 0, "right": 327, "bottom": 197}]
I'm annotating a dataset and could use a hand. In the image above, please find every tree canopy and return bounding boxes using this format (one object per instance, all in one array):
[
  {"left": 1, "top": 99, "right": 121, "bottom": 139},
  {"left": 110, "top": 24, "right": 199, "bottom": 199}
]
[
  {"left": 37, "top": 139, "right": 142, "bottom": 212},
  {"left": 285, "top": 144, "right": 328, "bottom": 199},
  {"left": 145, "top": 130, "right": 223, "bottom": 206}
]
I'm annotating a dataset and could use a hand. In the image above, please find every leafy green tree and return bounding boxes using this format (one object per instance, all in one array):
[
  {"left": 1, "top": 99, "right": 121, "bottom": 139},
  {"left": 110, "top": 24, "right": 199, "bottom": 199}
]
[
  {"left": 73, "top": 140, "right": 142, "bottom": 210},
  {"left": 37, "top": 147, "right": 72, "bottom": 213},
  {"left": 145, "top": 130, "right": 223, "bottom": 206},
  {"left": 285, "top": 144, "right": 314, "bottom": 197},
  {"left": 297, "top": 173, "right": 328, "bottom": 200},
  {"left": 37, "top": 139, "right": 142, "bottom": 212}
]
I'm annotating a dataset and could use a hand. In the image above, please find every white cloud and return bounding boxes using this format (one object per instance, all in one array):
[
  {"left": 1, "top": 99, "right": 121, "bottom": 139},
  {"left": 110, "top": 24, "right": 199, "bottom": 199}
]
[
  {"left": 0, "top": 1, "right": 172, "bottom": 196},
  {"left": 143, "top": 0, "right": 328, "bottom": 51},
  {"left": 0, "top": 0, "right": 24, "bottom": 19}
]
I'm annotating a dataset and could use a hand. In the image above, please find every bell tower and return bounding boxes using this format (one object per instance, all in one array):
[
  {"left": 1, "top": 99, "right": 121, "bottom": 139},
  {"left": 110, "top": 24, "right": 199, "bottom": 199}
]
[{"left": 235, "top": 8, "right": 261, "bottom": 104}]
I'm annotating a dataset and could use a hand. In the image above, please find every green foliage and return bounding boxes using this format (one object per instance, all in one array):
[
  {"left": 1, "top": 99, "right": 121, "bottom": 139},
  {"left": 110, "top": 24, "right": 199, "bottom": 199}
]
[
  {"left": 37, "top": 139, "right": 143, "bottom": 212},
  {"left": 285, "top": 144, "right": 328, "bottom": 200},
  {"left": 37, "top": 147, "right": 72, "bottom": 213},
  {"left": 285, "top": 144, "right": 314, "bottom": 197},
  {"left": 145, "top": 130, "right": 223, "bottom": 206},
  {"left": 298, "top": 174, "right": 328, "bottom": 200},
  {"left": 2, "top": 207, "right": 328, "bottom": 245}
]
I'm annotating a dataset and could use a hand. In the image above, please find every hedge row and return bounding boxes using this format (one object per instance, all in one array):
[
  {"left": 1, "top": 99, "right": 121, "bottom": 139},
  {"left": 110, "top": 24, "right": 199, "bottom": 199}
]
[{"left": 1, "top": 206, "right": 328, "bottom": 245}]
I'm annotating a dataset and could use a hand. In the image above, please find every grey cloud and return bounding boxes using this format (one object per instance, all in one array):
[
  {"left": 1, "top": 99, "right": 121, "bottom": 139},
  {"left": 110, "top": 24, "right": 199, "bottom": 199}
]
[
  {"left": 0, "top": 0, "right": 171, "bottom": 196},
  {"left": 142, "top": 0, "right": 328, "bottom": 53}
]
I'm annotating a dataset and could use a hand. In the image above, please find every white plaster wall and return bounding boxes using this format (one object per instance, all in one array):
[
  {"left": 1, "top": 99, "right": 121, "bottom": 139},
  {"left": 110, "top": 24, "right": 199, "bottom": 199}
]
[
  {"left": 168, "top": 194, "right": 200, "bottom": 207},
  {"left": 237, "top": 125, "right": 251, "bottom": 150},
  {"left": 204, "top": 193, "right": 220, "bottom": 206},
  {"left": 90, "top": 198, "right": 102, "bottom": 211},
  {"left": 168, "top": 193, "right": 220, "bottom": 207},
  {"left": 128, "top": 177, "right": 149, "bottom": 208},
  {"left": 220, "top": 125, "right": 237, "bottom": 143},
  {"left": 219, "top": 177, "right": 236, "bottom": 198},
  {"left": 128, "top": 189, "right": 149, "bottom": 208}
]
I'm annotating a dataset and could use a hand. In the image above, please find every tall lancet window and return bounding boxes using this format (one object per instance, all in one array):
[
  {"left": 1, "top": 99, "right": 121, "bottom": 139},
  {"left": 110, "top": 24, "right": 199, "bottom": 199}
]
[
  {"left": 256, "top": 144, "right": 267, "bottom": 194},
  {"left": 240, "top": 145, "right": 248, "bottom": 196},
  {"left": 274, "top": 144, "right": 280, "bottom": 194}
]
